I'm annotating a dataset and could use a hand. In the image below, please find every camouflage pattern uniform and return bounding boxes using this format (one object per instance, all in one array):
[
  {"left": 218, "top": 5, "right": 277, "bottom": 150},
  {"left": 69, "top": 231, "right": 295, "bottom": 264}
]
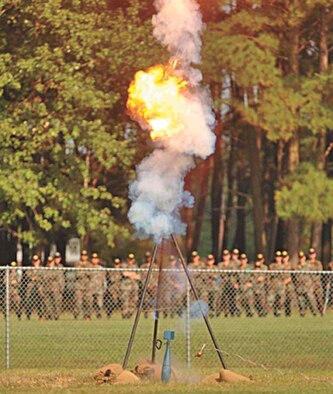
[
  {"left": 188, "top": 251, "right": 206, "bottom": 300},
  {"left": 74, "top": 252, "right": 94, "bottom": 319},
  {"left": 141, "top": 253, "right": 158, "bottom": 319},
  {"left": 237, "top": 254, "right": 254, "bottom": 317},
  {"left": 307, "top": 249, "right": 324, "bottom": 315},
  {"left": 25, "top": 256, "right": 44, "bottom": 319},
  {"left": 295, "top": 252, "right": 317, "bottom": 316},
  {"left": 281, "top": 251, "right": 294, "bottom": 316},
  {"left": 54, "top": 253, "right": 65, "bottom": 319},
  {"left": 267, "top": 253, "right": 288, "bottom": 317},
  {"left": 252, "top": 261, "right": 268, "bottom": 317},
  {"left": 163, "top": 256, "right": 185, "bottom": 318},
  {"left": 105, "top": 258, "right": 123, "bottom": 317},
  {"left": 9, "top": 263, "right": 22, "bottom": 319},
  {"left": 43, "top": 257, "right": 59, "bottom": 320},
  {"left": 217, "top": 250, "right": 240, "bottom": 317},
  {"left": 120, "top": 254, "right": 140, "bottom": 319},
  {"left": 202, "top": 255, "right": 219, "bottom": 317},
  {"left": 90, "top": 253, "right": 106, "bottom": 319}
]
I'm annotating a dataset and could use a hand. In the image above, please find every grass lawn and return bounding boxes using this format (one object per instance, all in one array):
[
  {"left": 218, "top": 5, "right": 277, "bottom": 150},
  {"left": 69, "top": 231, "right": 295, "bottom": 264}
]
[{"left": 0, "top": 310, "right": 332, "bottom": 392}]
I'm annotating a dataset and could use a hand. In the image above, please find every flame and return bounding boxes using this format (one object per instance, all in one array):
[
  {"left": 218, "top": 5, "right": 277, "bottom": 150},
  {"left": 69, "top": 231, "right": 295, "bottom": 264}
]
[{"left": 127, "top": 61, "right": 188, "bottom": 140}]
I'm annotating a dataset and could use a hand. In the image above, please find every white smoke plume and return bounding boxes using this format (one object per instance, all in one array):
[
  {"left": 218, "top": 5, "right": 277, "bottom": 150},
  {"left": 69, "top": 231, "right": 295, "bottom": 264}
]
[
  {"left": 153, "top": 0, "right": 203, "bottom": 65},
  {"left": 128, "top": 0, "right": 216, "bottom": 243}
]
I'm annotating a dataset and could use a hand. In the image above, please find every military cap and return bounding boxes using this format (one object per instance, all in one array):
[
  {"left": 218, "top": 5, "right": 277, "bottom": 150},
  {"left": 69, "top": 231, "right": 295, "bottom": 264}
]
[
  {"left": 282, "top": 250, "right": 289, "bottom": 257},
  {"left": 232, "top": 248, "right": 239, "bottom": 255},
  {"left": 128, "top": 253, "right": 135, "bottom": 259},
  {"left": 240, "top": 253, "right": 247, "bottom": 259},
  {"left": 169, "top": 255, "right": 176, "bottom": 261},
  {"left": 114, "top": 258, "right": 121, "bottom": 264},
  {"left": 257, "top": 253, "right": 264, "bottom": 260},
  {"left": 191, "top": 250, "right": 198, "bottom": 257},
  {"left": 32, "top": 255, "right": 39, "bottom": 261},
  {"left": 309, "top": 247, "right": 316, "bottom": 254},
  {"left": 298, "top": 251, "right": 305, "bottom": 258},
  {"left": 10, "top": 261, "right": 17, "bottom": 267},
  {"left": 275, "top": 251, "right": 282, "bottom": 257},
  {"left": 55, "top": 252, "right": 61, "bottom": 258},
  {"left": 255, "top": 262, "right": 261, "bottom": 268},
  {"left": 207, "top": 254, "right": 214, "bottom": 260},
  {"left": 145, "top": 251, "right": 151, "bottom": 257},
  {"left": 91, "top": 252, "right": 99, "bottom": 259},
  {"left": 222, "top": 249, "right": 230, "bottom": 255},
  {"left": 47, "top": 256, "right": 54, "bottom": 262},
  {"left": 81, "top": 250, "right": 88, "bottom": 256}
]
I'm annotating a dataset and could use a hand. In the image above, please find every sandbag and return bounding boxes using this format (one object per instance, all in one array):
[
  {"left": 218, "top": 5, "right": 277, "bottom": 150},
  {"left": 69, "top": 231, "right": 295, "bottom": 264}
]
[
  {"left": 116, "top": 370, "right": 141, "bottom": 384},
  {"left": 94, "top": 363, "right": 123, "bottom": 384}
]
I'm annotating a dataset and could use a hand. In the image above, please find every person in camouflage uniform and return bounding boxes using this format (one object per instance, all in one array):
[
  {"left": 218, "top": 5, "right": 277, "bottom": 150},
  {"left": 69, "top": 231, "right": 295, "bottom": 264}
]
[
  {"left": 120, "top": 253, "right": 140, "bottom": 319},
  {"left": 281, "top": 250, "right": 294, "bottom": 316},
  {"left": 307, "top": 248, "right": 324, "bottom": 315},
  {"left": 141, "top": 252, "right": 158, "bottom": 319},
  {"left": 252, "top": 257, "right": 268, "bottom": 317},
  {"left": 25, "top": 255, "right": 44, "bottom": 320},
  {"left": 9, "top": 261, "right": 22, "bottom": 319},
  {"left": 74, "top": 250, "right": 93, "bottom": 320},
  {"left": 43, "top": 256, "right": 59, "bottom": 320},
  {"left": 267, "top": 251, "right": 289, "bottom": 316},
  {"left": 188, "top": 251, "right": 206, "bottom": 299},
  {"left": 53, "top": 252, "right": 65, "bottom": 319},
  {"left": 237, "top": 253, "right": 254, "bottom": 317},
  {"left": 295, "top": 251, "right": 317, "bottom": 316},
  {"left": 105, "top": 258, "right": 123, "bottom": 317},
  {"left": 217, "top": 249, "right": 240, "bottom": 317},
  {"left": 201, "top": 254, "right": 219, "bottom": 317},
  {"left": 168, "top": 255, "right": 186, "bottom": 318},
  {"left": 90, "top": 252, "right": 106, "bottom": 319}
]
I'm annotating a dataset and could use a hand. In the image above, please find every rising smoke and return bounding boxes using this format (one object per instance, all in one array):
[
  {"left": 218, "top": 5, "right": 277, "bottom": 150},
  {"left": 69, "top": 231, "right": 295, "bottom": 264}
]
[{"left": 128, "top": 0, "right": 216, "bottom": 243}]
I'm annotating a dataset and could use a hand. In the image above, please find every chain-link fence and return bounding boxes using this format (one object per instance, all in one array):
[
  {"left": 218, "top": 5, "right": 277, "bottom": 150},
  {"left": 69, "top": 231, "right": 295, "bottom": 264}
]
[{"left": 0, "top": 266, "right": 332, "bottom": 372}]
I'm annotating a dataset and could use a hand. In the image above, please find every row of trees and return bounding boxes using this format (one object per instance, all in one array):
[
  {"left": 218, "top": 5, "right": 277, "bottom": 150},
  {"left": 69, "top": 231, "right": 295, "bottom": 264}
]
[{"left": 0, "top": 0, "right": 332, "bottom": 266}]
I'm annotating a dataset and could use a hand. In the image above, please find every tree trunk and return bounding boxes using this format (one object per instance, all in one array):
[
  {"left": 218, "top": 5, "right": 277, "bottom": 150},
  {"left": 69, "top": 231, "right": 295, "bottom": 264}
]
[
  {"left": 223, "top": 129, "right": 236, "bottom": 249},
  {"left": 284, "top": 26, "right": 300, "bottom": 266},
  {"left": 313, "top": 6, "right": 331, "bottom": 259},
  {"left": 233, "top": 169, "right": 248, "bottom": 251},
  {"left": 192, "top": 158, "right": 212, "bottom": 251},
  {"left": 245, "top": 126, "right": 267, "bottom": 254},
  {"left": 285, "top": 134, "right": 300, "bottom": 264},
  {"left": 211, "top": 110, "right": 224, "bottom": 262},
  {"left": 322, "top": 220, "right": 332, "bottom": 269}
]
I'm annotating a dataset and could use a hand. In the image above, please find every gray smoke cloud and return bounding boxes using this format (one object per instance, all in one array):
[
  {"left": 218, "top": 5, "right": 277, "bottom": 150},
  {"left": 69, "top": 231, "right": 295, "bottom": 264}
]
[{"left": 128, "top": 0, "right": 216, "bottom": 243}]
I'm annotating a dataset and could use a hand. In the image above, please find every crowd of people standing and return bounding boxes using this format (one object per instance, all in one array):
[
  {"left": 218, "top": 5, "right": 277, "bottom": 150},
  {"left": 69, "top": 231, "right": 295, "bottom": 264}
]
[{"left": 3, "top": 246, "right": 332, "bottom": 320}]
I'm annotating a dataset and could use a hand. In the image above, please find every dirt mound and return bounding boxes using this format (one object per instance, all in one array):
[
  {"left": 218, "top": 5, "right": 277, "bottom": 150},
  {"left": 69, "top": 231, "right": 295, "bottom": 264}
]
[
  {"left": 202, "top": 369, "right": 252, "bottom": 384},
  {"left": 94, "top": 363, "right": 141, "bottom": 385}
]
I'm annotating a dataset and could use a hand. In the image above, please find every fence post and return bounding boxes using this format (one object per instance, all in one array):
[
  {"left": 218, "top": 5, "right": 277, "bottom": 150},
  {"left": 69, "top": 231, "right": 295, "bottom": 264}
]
[
  {"left": 186, "top": 281, "right": 191, "bottom": 369},
  {"left": 5, "top": 266, "right": 10, "bottom": 369}
]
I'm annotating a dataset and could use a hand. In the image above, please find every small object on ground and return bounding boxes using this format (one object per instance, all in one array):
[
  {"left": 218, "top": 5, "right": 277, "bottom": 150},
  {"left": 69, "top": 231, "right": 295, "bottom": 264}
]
[
  {"left": 202, "top": 369, "right": 253, "bottom": 384},
  {"left": 195, "top": 344, "right": 206, "bottom": 358}
]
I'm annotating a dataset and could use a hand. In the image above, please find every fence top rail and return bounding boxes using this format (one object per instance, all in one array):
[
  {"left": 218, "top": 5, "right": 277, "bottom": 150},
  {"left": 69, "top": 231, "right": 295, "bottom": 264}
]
[{"left": 0, "top": 266, "right": 332, "bottom": 275}]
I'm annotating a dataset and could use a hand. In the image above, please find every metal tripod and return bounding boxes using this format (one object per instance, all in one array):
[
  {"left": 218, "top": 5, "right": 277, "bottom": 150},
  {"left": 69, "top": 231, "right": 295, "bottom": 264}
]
[{"left": 122, "top": 234, "right": 227, "bottom": 370}]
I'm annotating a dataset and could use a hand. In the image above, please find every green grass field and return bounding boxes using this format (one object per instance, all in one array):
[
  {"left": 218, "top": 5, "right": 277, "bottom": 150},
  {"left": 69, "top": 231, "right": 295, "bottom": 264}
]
[{"left": 0, "top": 311, "right": 332, "bottom": 392}]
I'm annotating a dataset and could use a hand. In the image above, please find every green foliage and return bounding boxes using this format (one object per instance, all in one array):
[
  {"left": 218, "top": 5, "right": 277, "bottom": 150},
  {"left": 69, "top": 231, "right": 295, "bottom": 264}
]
[
  {"left": 276, "top": 163, "right": 333, "bottom": 221},
  {"left": 0, "top": 0, "right": 162, "bottom": 247}
]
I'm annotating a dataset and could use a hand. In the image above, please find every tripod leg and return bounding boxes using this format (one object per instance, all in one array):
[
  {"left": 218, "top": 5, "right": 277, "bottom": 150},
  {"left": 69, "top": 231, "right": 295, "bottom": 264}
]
[
  {"left": 151, "top": 242, "right": 165, "bottom": 363},
  {"left": 171, "top": 234, "right": 227, "bottom": 369},
  {"left": 122, "top": 244, "right": 159, "bottom": 370}
]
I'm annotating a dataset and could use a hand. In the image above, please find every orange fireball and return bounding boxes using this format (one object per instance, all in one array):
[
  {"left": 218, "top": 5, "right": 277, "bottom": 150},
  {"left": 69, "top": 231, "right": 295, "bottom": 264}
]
[{"left": 127, "top": 62, "right": 188, "bottom": 140}]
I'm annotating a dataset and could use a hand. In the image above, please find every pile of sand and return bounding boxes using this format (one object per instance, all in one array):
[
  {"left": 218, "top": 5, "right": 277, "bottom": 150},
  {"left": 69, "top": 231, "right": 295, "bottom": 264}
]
[{"left": 94, "top": 363, "right": 140, "bottom": 385}]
